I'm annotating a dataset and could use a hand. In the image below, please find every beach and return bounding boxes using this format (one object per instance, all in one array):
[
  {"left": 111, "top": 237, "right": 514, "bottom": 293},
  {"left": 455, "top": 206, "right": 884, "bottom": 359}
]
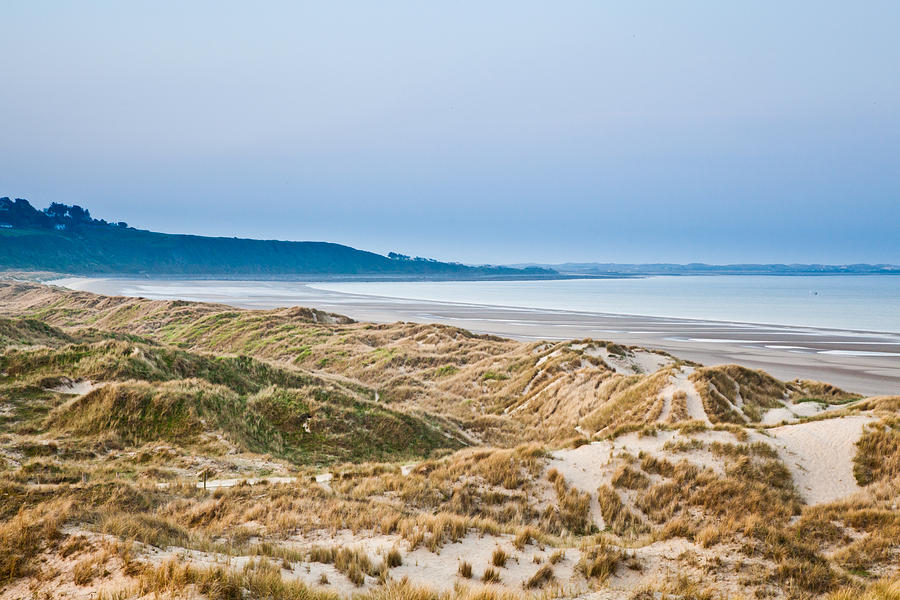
[{"left": 50, "top": 277, "right": 900, "bottom": 396}]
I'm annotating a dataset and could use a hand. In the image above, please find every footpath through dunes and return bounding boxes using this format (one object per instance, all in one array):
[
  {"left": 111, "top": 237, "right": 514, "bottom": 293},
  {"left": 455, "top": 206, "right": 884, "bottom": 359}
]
[{"left": 1, "top": 279, "right": 900, "bottom": 599}]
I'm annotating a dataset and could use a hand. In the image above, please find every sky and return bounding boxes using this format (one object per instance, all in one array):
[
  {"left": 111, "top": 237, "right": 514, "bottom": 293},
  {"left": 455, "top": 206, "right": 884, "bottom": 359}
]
[{"left": 1, "top": 1, "right": 898, "bottom": 264}]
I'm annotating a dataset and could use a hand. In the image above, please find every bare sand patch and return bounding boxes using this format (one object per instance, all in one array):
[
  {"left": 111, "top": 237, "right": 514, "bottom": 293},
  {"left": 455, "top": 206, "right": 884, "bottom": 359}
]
[
  {"left": 760, "top": 399, "right": 847, "bottom": 425},
  {"left": 584, "top": 346, "right": 673, "bottom": 376},
  {"left": 767, "top": 414, "right": 873, "bottom": 504},
  {"left": 46, "top": 378, "right": 98, "bottom": 395}
]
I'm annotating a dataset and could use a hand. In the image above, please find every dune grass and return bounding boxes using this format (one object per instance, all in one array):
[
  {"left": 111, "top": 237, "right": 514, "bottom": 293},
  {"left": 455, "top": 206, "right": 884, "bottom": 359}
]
[{"left": 0, "top": 282, "right": 896, "bottom": 600}]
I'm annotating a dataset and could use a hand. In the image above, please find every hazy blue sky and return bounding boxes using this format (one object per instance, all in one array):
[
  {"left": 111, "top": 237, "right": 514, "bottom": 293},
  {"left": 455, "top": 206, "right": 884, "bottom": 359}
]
[{"left": 2, "top": 1, "right": 898, "bottom": 264}]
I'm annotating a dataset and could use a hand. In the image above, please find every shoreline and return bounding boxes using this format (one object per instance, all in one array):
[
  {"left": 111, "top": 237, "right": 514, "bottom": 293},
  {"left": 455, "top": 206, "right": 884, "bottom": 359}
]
[
  {"left": 307, "top": 282, "right": 900, "bottom": 338},
  {"left": 49, "top": 276, "right": 900, "bottom": 396}
]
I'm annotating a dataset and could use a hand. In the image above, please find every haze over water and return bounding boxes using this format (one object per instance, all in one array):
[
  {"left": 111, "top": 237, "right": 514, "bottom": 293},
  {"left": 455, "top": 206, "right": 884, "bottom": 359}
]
[{"left": 312, "top": 276, "right": 900, "bottom": 335}]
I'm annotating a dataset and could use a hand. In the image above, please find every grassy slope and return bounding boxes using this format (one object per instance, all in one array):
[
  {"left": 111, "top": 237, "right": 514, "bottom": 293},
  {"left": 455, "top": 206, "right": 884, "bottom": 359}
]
[
  {"left": 0, "top": 282, "right": 864, "bottom": 442},
  {"left": 690, "top": 364, "right": 862, "bottom": 424},
  {"left": 0, "top": 282, "right": 898, "bottom": 598},
  {"left": 0, "top": 226, "right": 552, "bottom": 278},
  {"left": 1, "top": 334, "right": 462, "bottom": 465}
]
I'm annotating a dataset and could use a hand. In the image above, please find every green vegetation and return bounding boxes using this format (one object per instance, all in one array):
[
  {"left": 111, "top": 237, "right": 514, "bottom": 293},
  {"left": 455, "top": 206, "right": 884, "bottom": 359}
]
[
  {"left": 1, "top": 331, "right": 461, "bottom": 465},
  {"left": 0, "top": 197, "right": 556, "bottom": 278}
]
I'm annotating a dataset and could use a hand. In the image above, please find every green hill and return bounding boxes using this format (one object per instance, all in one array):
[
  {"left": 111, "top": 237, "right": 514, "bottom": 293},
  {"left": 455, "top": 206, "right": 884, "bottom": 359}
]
[{"left": 0, "top": 197, "right": 555, "bottom": 278}]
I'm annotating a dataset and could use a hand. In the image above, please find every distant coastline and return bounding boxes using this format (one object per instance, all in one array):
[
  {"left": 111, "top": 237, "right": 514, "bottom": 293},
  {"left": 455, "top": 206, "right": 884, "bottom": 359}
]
[
  {"left": 508, "top": 262, "right": 900, "bottom": 277},
  {"left": 3, "top": 197, "right": 897, "bottom": 282}
]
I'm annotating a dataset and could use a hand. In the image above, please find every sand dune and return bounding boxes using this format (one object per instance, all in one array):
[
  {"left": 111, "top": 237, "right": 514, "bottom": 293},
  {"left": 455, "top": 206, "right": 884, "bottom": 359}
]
[{"left": 766, "top": 414, "right": 873, "bottom": 505}]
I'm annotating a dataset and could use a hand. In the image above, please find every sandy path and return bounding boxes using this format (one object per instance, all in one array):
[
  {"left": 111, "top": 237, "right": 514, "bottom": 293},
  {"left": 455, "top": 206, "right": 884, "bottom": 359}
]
[
  {"left": 155, "top": 464, "right": 418, "bottom": 491},
  {"left": 200, "top": 475, "right": 298, "bottom": 489},
  {"left": 548, "top": 441, "right": 613, "bottom": 526},
  {"left": 46, "top": 379, "right": 98, "bottom": 395},
  {"left": 655, "top": 367, "right": 704, "bottom": 423},
  {"left": 767, "top": 415, "right": 873, "bottom": 505},
  {"left": 657, "top": 391, "right": 673, "bottom": 422},
  {"left": 674, "top": 367, "right": 708, "bottom": 422},
  {"left": 157, "top": 476, "right": 299, "bottom": 490}
]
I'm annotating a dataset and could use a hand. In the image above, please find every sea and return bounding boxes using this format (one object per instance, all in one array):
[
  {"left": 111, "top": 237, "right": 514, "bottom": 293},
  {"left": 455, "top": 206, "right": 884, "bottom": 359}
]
[{"left": 55, "top": 275, "right": 900, "bottom": 335}]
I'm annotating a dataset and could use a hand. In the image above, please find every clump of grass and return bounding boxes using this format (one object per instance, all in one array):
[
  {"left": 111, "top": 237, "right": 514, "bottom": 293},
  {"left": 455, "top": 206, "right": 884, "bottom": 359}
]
[
  {"left": 458, "top": 560, "right": 472, "bottom": 578},
  {"left": 135, "top": 558, "right": 337, "bottom": 599},
  {"left": 658, "top": 516, "right": 695, "bottom": 540},
  {"left": 524, "top": 564, "right": 554, "bottom": 588},
  {"left": 597, "top": 485, "right": 648, "bottom": 536},
  {"left": 434, "top": 365, "right": 459, "bottom": 377},
  {"left": 346, "top": 566, "right": 365, "bottom": 586},
  {"left": 826, "top": 575, "right": 900, "bottom": 600},
  {"left": 662, "top": 438, "right": 703, "bottom": 453},
  {"left": 546, "top": 468, "right": 591, "bottom": 534},
  {"left": 696, "top": 525, "right": 721, "bottom": 548},
  {"left": 420, "top": 512, "right": 470, "bottom": 552},
  {"left": 307, "top": 545, "right": 374, "bottom": 587},
  {"left": 99, "top": 512, "right": 190, "bottom": 549},
  {"left": 482, "top": 371, "right": 509, "bottom": 381},
  {"left": 709, "top": 441, "right": 778, "bottom": 459},
  {"left": 385, "top": 547, "right": 402, "bottom": 568},
  {"left": 513, "top": 527, "right": 536, "bottom": 550},
  {"left": 491, "top": 547, "right": 508, "bottom": 567},
  {"left": 482, "top": 566, "right": 501, "bottom": 583},
  {"left": 73, "top": 556, "right": 98, "bottom": 585},
  {"left": 667, "top": 391, "right": 690, "bottom": 422},
  {"left": 611, "top": 464, "right": 649, "bottom": 489},
  {"left": 308, "top": 545, "right": 335, "bottom": 564},
  {"left": 576, "top": 542, "right": 622, "bottom": 581},
  {"left": 772, "top": 557, "right": 837, "bottom": 595},
  {"left": 548, "top": 549, "right": 565, "bottom": 564}
]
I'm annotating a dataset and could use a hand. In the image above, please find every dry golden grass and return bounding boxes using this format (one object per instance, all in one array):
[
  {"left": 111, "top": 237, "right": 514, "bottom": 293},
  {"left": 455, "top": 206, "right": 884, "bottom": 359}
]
[
  {"left": 548, "top": 549, "right": 564, "bottom": 565},
  {"left": 0, "top": 282, "right": 897, "bottom": 600},
  {"left": 546, "top": 468, "right": 592, "bottom": 534},
  {"left": 482, "top": 566, "right": 501, "bottom": 583},
  {"left": 610, "top": 464, "right": 650, "bottom": 490},
  {"left": 575, "top": 542, "right": 622, "bottom": 582},
  {"left": 854, "top": 416, "right": 900, "bottom": 485},
  {"left": 458, "top": 560, "right": 472, "bottom": 578},
  {"left": 666, "top": 390, "right": 690, "bottom": 423},
  {"left": 491, "top": 548, "right": 508, "bottom": 567},
  {"left": 826, "top": 575, "right": 900, "bottom": 600},
  {"left": 524, "top": 564, "right": 554, "bottom": 589},
  {"left": 596, "top": 485, "right": 648, "bottom": 537}
]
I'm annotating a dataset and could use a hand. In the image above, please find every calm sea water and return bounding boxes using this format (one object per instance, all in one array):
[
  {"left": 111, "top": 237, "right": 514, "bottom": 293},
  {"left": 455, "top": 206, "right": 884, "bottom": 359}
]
[{"left": 311, "top": 276, "right": 900, "bottom": 334}]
